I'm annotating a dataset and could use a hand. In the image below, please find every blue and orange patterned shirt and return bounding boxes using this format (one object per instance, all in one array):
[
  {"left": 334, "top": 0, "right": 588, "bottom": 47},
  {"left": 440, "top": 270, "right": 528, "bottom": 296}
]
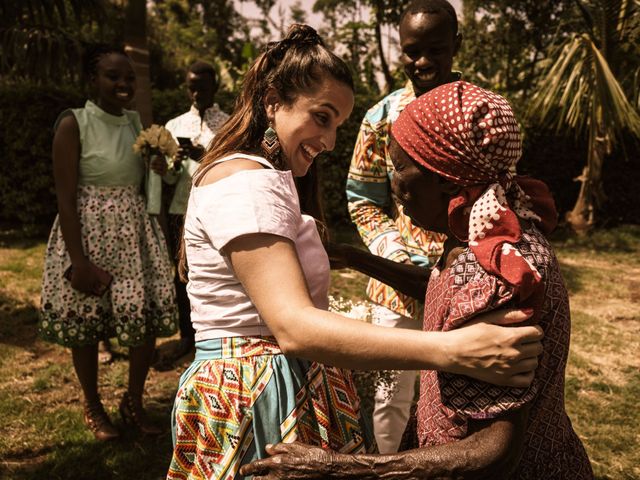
[{"left": 346, "top": 82, "right": 448, "bottom": 318}]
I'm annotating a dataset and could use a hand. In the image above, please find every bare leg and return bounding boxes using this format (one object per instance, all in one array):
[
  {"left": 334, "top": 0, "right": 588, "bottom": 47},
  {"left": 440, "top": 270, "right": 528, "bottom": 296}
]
[
  {"left": 71, "top": 344, "right": 100, "bottom": 405},
  {"left": 72, "top": 344, "right": 119, "bottom": 440},
  {"left": 128, "top": 337, "right": 156, "bottom": 401},
  {"left": 121, "top": 337, "right": 162, "bottom": 434}
]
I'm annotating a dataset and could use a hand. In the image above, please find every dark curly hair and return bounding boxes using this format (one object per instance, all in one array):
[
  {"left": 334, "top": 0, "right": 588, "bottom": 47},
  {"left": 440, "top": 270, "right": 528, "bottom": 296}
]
[{"left": 81, "top": 43, "right": 128, "bottom": 81}]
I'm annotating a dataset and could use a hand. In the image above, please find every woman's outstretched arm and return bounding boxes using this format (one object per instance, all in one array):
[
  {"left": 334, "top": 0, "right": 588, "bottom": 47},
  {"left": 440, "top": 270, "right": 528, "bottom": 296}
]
[{"left": 226, "top": 233, "right": 542, "bottom": 387}]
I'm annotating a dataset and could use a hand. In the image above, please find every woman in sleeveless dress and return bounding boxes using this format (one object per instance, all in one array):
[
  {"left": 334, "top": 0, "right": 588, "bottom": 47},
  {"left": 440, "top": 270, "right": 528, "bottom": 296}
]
[{"left": 39, "top": 44, "right": 177, "bottom": 441}]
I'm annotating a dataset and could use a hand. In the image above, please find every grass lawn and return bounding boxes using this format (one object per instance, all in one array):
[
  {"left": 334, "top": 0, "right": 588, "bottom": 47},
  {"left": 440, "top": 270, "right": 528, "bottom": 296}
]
[{"left": 1, "top": 225, "right": 639, "bottom": 479}]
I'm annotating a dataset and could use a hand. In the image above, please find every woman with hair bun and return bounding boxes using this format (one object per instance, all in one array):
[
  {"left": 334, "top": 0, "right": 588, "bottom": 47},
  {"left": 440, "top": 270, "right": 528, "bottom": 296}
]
[
  {"left": 39, "top": 44, "right": 177, "bottom": 441},
  {"left": 167, "top": 25, "right": 544, "bottom": 479}
]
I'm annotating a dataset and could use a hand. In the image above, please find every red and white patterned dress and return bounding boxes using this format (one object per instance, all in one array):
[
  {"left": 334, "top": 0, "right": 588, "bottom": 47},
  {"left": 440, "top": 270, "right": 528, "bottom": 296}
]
[{"left": 417, "top": 225, "right": 593, "bottom": 479}]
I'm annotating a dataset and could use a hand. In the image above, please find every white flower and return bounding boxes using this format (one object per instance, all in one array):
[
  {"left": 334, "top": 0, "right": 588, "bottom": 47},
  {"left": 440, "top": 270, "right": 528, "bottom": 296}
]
[{"left": 132, "top": 124, "right": 179, "bottom": 159}]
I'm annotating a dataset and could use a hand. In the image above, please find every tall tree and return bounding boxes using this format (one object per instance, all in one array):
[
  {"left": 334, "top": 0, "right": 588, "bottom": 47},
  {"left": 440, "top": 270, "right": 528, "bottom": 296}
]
[
  {"left": 458, "top": 0, "right": 573, "bottom": 108},
  {"left": 313, "top": 0, "right": 408, "bottom": 93},
  {"left": 528, "top": 0, "right": 640, "bottom": 232}
]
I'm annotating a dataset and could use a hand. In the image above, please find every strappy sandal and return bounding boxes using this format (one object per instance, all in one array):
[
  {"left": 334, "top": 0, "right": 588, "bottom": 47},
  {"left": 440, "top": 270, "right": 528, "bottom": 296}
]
[{"left": 119, "top": 391, "right": 162, "bottom": 435}]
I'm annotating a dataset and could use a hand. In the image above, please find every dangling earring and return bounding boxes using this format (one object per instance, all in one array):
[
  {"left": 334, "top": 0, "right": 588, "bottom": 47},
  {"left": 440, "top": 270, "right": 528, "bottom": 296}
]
[{"left": 261, "top": 122, "right": 284, "bottom": 169}]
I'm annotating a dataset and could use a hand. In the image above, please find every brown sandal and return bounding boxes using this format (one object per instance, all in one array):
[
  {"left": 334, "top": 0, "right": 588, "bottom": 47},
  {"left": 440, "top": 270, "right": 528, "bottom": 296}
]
[
  {"left": 84, "top": 402, "right": 120, "bottom": 441},
  {"left": 119, "top": 391, "right": 162, "bottom": 435}
]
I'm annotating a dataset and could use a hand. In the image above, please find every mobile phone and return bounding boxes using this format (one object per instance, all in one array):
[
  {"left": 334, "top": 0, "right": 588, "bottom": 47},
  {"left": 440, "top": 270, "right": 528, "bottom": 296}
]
[{"left": 177, "top": 137, "right": 193, "bottom": 147}]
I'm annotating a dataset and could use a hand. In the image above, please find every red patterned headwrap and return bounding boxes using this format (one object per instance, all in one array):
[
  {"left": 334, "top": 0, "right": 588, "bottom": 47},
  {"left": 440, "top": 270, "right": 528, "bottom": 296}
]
[{"left": 391, "top": 81, "right": 558, "bottom": 300}]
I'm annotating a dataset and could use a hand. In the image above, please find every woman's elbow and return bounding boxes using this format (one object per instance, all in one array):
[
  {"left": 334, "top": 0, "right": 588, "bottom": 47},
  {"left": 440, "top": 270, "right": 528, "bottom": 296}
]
[
  {"left": 275, "top": 334, "right": 303, "bottom": 356},
  {"left": 266, "top": 307, "right": 315, "bottom": 357},
  {"left": 465, "top": 416, "right": 526, "bottom": 479}
]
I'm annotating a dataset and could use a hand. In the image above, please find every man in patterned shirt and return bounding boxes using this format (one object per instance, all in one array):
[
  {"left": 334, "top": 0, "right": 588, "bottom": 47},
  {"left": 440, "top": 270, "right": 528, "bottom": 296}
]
[
  {"left": 163, "top": 61, "right": 229, "bottom": 361},
  {"left": 345, "top": 0, "right": 461, "bottom": 453}
]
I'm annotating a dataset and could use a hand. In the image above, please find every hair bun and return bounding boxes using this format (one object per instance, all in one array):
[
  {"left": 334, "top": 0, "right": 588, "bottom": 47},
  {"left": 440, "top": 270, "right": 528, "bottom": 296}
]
[
  {"left": 284, "top": 24, "right": 324, "bottom": 47},
  {"left": 264, "top": 24, "right": 324, "bottom": 59}
]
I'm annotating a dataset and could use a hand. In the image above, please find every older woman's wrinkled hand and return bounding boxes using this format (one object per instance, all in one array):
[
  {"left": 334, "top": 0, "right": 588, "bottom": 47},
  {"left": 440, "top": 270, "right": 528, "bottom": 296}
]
[{"left": 239, "top": 442, "right": 334, "bottom": 479}]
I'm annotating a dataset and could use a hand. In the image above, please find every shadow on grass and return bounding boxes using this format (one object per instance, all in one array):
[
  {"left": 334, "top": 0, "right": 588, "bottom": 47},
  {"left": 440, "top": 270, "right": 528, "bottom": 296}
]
[
  {"left": 3, "top": 433, "right": 173, "bottom": 480},
  {"left": 0, "top": 291, "right": 39, "bottom": 348},
  {"left": 551, "top": 224, "right": 640, "bottom": 254},
  {"left": 557, "top": 260, "right": 586, "bottom": 295},
  {"left": 2, "top": 399, "right": 176, "bottom": 480},
  {"left": 0, "top": 226, "right": 47, "bottom": 250}
]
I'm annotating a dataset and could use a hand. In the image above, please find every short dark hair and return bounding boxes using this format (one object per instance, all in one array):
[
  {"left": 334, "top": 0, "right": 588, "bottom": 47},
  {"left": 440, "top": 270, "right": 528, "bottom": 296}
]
[
  {"left": 82, "top": 43, "right": 127, "bottom": 80},
  {"left": 187, "top": 61, "right": 219, "bottom": 89},
  {"left": 400, "top": 0, "right": 458, "bottom": 36}
]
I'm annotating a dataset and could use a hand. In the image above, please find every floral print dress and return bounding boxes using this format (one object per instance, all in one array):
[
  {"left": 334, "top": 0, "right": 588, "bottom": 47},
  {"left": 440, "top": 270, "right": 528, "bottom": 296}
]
[{"left": 39, "top": 100, "right": 177, "bottom": 347}]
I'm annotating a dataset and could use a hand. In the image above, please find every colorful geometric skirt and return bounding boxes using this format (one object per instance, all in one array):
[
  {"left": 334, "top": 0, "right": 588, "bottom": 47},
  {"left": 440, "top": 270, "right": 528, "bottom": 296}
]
[
  {"left": 39, "top": 185, "right": 177, "bottom": 347},
  {"left": 167, "top": 336, "right": 374, "bottom": 480}
]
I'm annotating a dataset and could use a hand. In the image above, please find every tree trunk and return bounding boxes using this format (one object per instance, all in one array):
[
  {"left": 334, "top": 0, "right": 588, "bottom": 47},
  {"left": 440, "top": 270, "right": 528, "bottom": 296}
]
[
  {"left": 373, "top": 2, "right": 393, "bottom": 95},
  {"left": 124, "top": 0, "right": 153, "bottom": 127},
  {"left": 565, "top": 165, "right": 592, "bottom": 234},
  {"left": 566, "top": 129, "right": 608, "bottom": 234}
]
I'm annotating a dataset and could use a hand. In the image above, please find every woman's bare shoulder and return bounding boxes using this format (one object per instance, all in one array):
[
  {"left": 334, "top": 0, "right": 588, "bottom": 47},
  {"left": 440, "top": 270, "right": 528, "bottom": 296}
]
[{"left": 199, "top": 157, "right": 266, "bottom": 187}]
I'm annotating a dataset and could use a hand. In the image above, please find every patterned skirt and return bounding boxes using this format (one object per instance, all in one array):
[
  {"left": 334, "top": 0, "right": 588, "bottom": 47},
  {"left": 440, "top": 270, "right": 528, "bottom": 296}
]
[
  {"left": 167, "top": 336, "right": 375, "bottom": 480},
  {"left": 39, "top": 185, "right": 177, "bottom": 347}
]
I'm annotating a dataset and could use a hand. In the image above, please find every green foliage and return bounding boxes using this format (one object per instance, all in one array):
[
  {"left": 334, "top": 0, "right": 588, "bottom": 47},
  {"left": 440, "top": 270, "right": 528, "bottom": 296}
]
[
  {"left": 526, "top": 0, "right": 640, "bottom": 228},
  {"left": 0, "top": 0, "right": 125, "bottom": 83},
  {"left": 151, "top": 88, "right": 192, "bottom": 125},
  {"left": 457, "top": 0, "right": 574, "bottom": 108},
  {"left": 313, "top": 0, "right": 409, "bottom": 92},
  {"left": 0, "top": 82, "right": 241, "bottom": 230},
  {"left": 148, "top": 0, "right": 245, "bottom": 89},
  {"left": 0, "top": 83, "right": 84, "bottom": 231},
  {"left": 528, "top": 2, "right": 640, "bottom": 144}
]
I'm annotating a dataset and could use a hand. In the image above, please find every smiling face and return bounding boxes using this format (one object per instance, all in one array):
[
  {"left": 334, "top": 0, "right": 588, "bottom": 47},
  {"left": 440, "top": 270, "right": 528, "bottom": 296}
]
[
  {"left": 389, "top": 136, "right": 451, "bottom": 233},
  {"left": 91, "top": 53, "right": 136, "bottom": 115},
  {"left": 399, "top": 11, "right": 460, "bottom": 96},
  {"left": 266, "top": 76, "right": 354, "bottom": 177}
]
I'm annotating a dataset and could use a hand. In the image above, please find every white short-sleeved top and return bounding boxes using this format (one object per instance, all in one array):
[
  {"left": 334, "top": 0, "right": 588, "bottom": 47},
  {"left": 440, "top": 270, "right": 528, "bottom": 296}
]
[{"left": 184, "top": 153, "right": 330, "bottom": 341}]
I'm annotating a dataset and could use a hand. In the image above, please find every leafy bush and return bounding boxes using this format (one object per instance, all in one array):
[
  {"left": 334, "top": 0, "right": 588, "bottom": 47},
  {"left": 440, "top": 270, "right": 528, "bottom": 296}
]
[
  {"left": 0, "top": 84, "right": 235, "bottom": 232},
  {"left": 0, "top": 84, "right": 84, "bottom": 232}
]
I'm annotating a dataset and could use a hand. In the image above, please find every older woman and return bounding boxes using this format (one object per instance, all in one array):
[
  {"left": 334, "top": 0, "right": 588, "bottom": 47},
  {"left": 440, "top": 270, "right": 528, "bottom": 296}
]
[{"left": 241, "top": 81, "right": 593, "bottom": 479}]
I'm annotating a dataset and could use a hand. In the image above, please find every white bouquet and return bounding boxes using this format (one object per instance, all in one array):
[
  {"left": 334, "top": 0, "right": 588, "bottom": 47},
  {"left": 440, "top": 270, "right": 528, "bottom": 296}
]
[
  {"left": 133, "top": 124, "right": 179, "bottom": 162},
  {"left": 133, "top": 125, "right": 179, "bottom": 214}
]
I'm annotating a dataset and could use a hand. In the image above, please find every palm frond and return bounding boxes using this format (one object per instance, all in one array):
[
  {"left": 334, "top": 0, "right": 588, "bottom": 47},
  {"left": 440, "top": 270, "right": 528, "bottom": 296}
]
[
  {"left": 589, "top": 37, "right": 640, "bottom": 140},
  {"left": 528, "top": 31, "right": 640, "bottom": 147}
]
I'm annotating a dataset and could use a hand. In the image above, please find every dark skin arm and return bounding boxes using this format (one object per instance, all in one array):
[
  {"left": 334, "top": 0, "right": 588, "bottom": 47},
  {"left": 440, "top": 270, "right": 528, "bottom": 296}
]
[
  {"left": 53, "top": 114, "right": 110, "bottom": 296},
  {"left": 327, "top": 242, "right": 430, "bottom": 300},
  {"left": 240, "top": 405, "right": 530, "bottom": 479}
]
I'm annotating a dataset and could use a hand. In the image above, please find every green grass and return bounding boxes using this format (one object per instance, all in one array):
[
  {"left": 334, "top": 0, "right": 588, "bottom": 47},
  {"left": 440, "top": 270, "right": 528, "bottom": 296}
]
[{"left": 1, "top": 225, "right": 639, "bottom": 479}]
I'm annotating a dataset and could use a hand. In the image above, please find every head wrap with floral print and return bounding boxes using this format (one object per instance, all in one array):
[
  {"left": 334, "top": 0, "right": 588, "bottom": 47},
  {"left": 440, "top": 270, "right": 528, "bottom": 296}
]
[{"left": 392, "top": 81, "right": 558, "bottom": 300}]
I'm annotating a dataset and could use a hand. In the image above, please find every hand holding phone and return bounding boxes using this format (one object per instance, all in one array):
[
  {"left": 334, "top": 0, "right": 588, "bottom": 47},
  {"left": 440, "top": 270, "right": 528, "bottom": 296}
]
[
  {"left": 176, "top": 137, "right": 205, "bottom": 160},
  {"left": 176, "top": 137, "right": 193, "bottom": 148}
]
